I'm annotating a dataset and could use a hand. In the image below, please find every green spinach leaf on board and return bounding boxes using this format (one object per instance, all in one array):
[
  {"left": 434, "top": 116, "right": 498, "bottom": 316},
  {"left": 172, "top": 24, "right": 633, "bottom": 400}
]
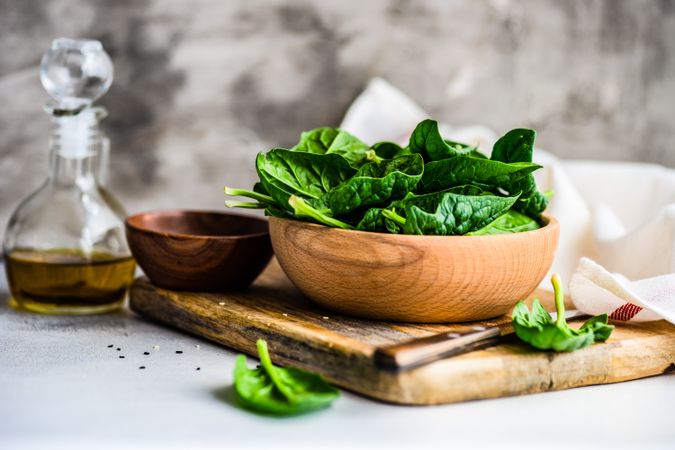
[
  {"left": 383, "top": 190, "right": 519, "bottom": 235},
  {"left": 419, "top": 156, "right": 541, "bottom": 193},
  {"left": 325, "top": 154, "right": 424, "bottom": 216},
  {"left": 468, "top": 210, "right": 540, "bottom": 235},
  {"left": 409, "top": 119, "right": 487, "bottom": 161},
  {"left": 490, "top": 128, "right": 549, "bottom": 218},
  {"left": 512, "top": 274, "right": 614, "bottom": 352},
  {"left": 291, "top": 127, "right": 372, "bottom": 168},
  {"left": 233, "top": 339, "right": 340, "bottom": 416}
]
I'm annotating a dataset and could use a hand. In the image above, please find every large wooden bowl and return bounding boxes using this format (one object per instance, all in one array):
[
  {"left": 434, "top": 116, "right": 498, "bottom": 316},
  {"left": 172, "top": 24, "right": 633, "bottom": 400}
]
[{"left": 269, "top": 215, "right": 559, "bottom": 323}]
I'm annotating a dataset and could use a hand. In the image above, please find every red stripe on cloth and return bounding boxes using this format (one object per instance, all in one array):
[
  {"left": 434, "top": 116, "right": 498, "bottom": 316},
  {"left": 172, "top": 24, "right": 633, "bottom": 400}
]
[{"left": 609, "top": 303, "right": 643, "bottom": 321}]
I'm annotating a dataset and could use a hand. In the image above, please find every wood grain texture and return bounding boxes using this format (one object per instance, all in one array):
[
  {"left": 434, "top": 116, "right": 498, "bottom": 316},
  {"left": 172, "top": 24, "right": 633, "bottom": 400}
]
[
  {"left": 269, "top": 215, "right": 560, "bottom": 322},
  {"left": 125, "top": 210, "right": 272, "bottom": 291},
  {"left": 129, "top": 259, "right": 675, "bottom": 405}
]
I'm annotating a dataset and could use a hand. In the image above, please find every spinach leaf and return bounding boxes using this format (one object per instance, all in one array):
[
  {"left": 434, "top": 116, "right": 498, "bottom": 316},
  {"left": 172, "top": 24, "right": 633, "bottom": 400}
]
[
  {"left": 356, "top": 185, "right": 487, "bottom": 233},
  {"left": 383, "top": 190, "right": 519, "bottom": 235},
  {"left": 325, "top": 154, "right": 424, "bottom": 215},
  {"left": 409, "top": 119, "right": 487, "bottom": 161},
  {"left": 491, "top": 128, "right": 536, "bottom": 163},
  {"left": 288, "top": 196, "right": 354, "bottom": 229},
  {"left": 234, "top": 339, "right": 340, "bottom": 416},
  {"left": 509, "top": 178, "right": 549, "bottom": 218},
  {"left": 419, "top": 156, "right": 541, "bottom": 193},
  {"left": 490, "top": 128, "right": 549, "bottom": 217},
  {"left": 256, "top": 149, "right": 355, "bottom": 210},
  {"left": 355, "top": 207, "right": 385, "bottom": 232},
  {"left": 264, "top": 205, "right": 294, "bottom": 219},
  {"left": 356, "top": 207, "right": 401, "bottom": 233},
  {"left": 371, "top": 141, "right": 410, "bottom": 160},
  {"left": 512, "top": 274, "right": 614, "bottom": 352},
  {"left": 291, "top": 127, "right": 371, "bottom": 168},
  {"left": 579, "top": 314, "right": 615, "bottom": 342},
  {"left": 468, "top": 210, "right": 540, "bottom": 235}
]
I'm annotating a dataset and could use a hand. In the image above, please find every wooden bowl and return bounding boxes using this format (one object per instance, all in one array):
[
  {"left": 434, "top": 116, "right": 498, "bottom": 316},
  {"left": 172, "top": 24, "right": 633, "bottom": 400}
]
[
  {"left": 125, "top": 210, "right": 272, "bottom": 291},
  {"left": 269, "top": 215, "right": 559, "bottom": 323}
]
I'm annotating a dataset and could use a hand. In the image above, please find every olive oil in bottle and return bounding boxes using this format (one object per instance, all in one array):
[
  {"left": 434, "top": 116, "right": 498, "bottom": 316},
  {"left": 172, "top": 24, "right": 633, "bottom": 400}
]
[
  {"left": 2, "top": 39, "right": 135, "bottom": 315},
  {"left": 5, "top": 249, "right": 135, "bottom": 314}
]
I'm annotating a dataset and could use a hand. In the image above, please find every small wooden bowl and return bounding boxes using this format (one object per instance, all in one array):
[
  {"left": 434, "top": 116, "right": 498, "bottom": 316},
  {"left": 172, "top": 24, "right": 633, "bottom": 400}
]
[
  {"left": 126, "top": 210, "right": 272, "bottom": 291},
  {"left": 269, "top": 215, "right": 559, "bottom": 323}
]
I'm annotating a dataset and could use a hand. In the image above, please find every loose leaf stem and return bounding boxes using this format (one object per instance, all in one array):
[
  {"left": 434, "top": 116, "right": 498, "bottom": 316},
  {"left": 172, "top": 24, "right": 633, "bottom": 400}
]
[
  {"left": 225, "top": 186, "right": 275, "bottom": 205},
  {"left": 225, "top": 200, "right": 266, "bottom": 209},
  {"left": 552, "top": 273, "right": 566, "bottom": 328},
  {"left": 288, "top": 196, "right": 354, "bottom": 229},
  {"left": 256, "top": 340, "right": 297, "bottom": 404}
]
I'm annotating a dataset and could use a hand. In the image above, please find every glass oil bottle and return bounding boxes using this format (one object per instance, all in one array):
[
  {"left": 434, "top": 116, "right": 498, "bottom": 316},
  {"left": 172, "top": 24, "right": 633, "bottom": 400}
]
[{"left": 2, "top": 38, "right": 135, "bottom": 314}]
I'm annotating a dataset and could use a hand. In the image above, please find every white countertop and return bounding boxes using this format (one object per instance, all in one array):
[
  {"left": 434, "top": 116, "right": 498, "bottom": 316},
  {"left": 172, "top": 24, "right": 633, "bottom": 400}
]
[{"left": 1, "top": 266, "right": 674, "bottom": 450}]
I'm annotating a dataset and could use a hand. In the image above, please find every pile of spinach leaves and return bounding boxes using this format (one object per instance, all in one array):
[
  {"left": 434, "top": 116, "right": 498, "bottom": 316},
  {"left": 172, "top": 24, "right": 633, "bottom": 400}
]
[{"left": 225, "top": 119, "right": 549, "bottom": 235}]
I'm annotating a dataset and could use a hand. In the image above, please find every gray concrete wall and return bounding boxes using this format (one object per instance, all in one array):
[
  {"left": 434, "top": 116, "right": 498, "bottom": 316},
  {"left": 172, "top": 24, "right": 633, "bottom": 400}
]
[{"left": 1, "top": 0, "right": 674, "bottom": 226}]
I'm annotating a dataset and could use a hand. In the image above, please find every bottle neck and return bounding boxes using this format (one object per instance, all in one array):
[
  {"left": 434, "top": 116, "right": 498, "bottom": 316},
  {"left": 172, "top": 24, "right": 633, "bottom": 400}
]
[
  {"left": 48, "top": 151, "right": 99, "bottom": 188},
  {"left": 47, "top": 108, "right": 108, "bottom": 187}
]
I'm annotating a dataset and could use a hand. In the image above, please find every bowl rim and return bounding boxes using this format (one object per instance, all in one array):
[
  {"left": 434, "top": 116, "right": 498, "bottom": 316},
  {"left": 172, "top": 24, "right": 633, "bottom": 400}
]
[
  {"left": 269, "top": 213, "right": 558, "bottom": 240},
  {"left": 125, "top": 209, "right": 270, "bottom": 240}
]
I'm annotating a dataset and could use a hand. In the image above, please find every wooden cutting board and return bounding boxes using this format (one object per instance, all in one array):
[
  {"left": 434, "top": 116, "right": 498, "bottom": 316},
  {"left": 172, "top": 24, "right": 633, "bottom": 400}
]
[{"left": 129, "top": 259, "right": 675, "bottom": 405}]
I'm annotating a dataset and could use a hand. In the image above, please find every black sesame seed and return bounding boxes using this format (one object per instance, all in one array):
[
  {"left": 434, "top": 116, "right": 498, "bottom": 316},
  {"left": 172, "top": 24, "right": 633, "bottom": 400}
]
[
  {"left": 143, "top": 352, "right": 150, "bottom": 355},
  {"left": 175, "top": 351, "right": 183, "bottom": 354},
  {"left": 119, "top": 356, "right": 125, "bottom": 359},
  {"left": 107, "top": 344, "right": 113, "bottom": 348},
  {"left": 116, "top": 348, "right": 121, "bottom": 351},
  {"left": 139, "top": 366, "right": 146, "bottom": 370},
  {"left": 196, "top": 367, "right": 201, "bottom": 371}
]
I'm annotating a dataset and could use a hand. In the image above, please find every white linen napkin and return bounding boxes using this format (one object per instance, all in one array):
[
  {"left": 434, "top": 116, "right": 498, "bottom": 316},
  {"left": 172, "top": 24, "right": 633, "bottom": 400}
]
[
  {"left": 340, "top": 77, "right": 675, "bottom": 324},
  {"left": 569, "top": 257, "right": 675, "bottom": 323}
]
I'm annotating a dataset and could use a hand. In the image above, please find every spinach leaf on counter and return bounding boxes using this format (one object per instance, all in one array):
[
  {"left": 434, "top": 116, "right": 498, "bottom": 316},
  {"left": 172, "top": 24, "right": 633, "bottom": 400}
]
[
  {"left": 233, "top": 339, "right": 340, "bottom": 416},
  {"left": 512, "top": 274, "right": 614, "bottom": 352},
  {"left": 224, "top": 118, "right": 550, "bottom": 236}
]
